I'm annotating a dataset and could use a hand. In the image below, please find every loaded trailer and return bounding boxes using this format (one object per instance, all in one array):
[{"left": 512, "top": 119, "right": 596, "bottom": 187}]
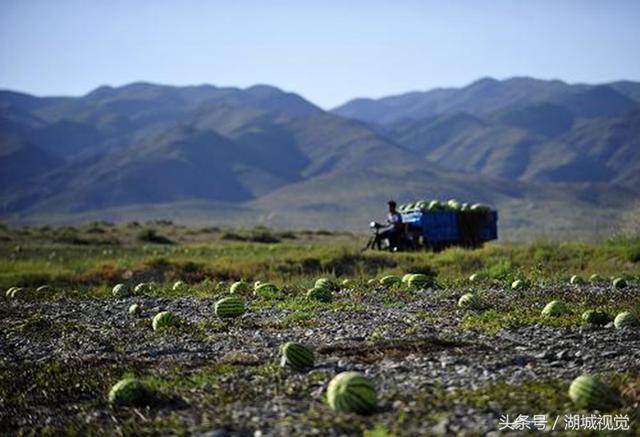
[{"left": 401, "top": 208, "right": 498, "bottom": 251}]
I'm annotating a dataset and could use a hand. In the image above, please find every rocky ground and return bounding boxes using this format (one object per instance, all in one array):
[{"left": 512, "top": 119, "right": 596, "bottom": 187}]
[{"left": 1, "top": 284, "right": 639, "bottom": 436}]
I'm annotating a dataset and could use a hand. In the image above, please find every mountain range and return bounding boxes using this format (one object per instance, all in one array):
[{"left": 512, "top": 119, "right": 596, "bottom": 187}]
[{"left": 2, "top": 77, "right": 640, "bottom": 239}]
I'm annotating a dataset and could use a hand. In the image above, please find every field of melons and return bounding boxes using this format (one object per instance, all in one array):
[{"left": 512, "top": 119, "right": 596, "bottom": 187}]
[{"left": 1, "top": 222, "right": 640, "bottom": 435}]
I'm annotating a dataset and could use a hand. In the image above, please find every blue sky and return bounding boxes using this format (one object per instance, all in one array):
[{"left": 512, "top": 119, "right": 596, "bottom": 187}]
[{"left": 1, "top": 0, "right": 639, "bottom": 108}]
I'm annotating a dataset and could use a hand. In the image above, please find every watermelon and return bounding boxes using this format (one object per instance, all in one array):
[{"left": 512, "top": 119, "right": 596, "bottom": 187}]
[
  {"left": 215, "top": 296, "right": 246, "bottom": 318},
  {"left": 108, "top": 378, "right": 150, "bottom": 407},
  {"left": 407, "top": 274, "right": 431, "bottom": 289},
  {"left": 468, "top": 273, "right": 482, "bottom": 283},
  {"left": 134, "top": 282, "right": 151, "bottom": 294},
  {"left": 128, "top": 303, "right": 141, "bottom": 316},
  {"left": 327, "top": 371, "right": 377, "bottom": 415},
  {"left": 379, "top": 275, "right": 401, "bottom": 287},
  {"left": 254, "top": 282, "right": 279, "bottom": 299},
  {"left": 230, "top": 281, "right": 250, "bottom": 294},
  {"left": 470, "top": 203, "right": 490, "bottom": 212},
  {"left": 341, "top": 279, "right": 355, "bottom": 288},
  {"left": 581, "top": 310, "right": 610, "bottom": 326},
  {"left": 511, "top": 279, "right": 525, "bottom": 290},
  {"left": 280, "top": 342, "right": 314, "bottom": 370},
  {"left": 172, "top": 280, "right": 188, "bottom": 291},
  {"left": 5, "top": 287, "right": 17, "bottom": 298},
  {"left": 152, "top": 311, "right": 177, "bottom": 331},
  {"left": 315, "top": 278, "right": 338, "bottom": 291},
  {"left": 307, "top": 287, "right": 332, "bottom": 303},
  {"left": 401, "top": 274, "right": 413, "bottom": 283},
  {"left": 458, "top": 293, "right": 480, "bottom": 309},
  {"left": 568, "top": 375, "right": 617, "bottom": 410},
  {"left": 9, "top": 287, "right": 23, "bottom": 299},
  {"left": 36, "top": 285, "right": 50, "bottom": 293},
  {"left": 612, "top": 278, "right": 627, "bottom": 289},
  {"left": 367, "top": 279, "right": 377, "bottom": 285},
  {"left": 112, "top": 283, "right": 130, "bottom": 298},
  {"left": 589, "top": 274, "right": 601, "bottom": 283},
  {"left": 570, "top": 275, "right": 586, "bottom": 285},
  {"left": 541, "top": 300, "right": 567, "bottom": 317},
  {"left": 614, "top": 311, "right": 638, "bottom": 329},
  {"left": 428, "top": 200, "right": 442, "bottom": 211}
]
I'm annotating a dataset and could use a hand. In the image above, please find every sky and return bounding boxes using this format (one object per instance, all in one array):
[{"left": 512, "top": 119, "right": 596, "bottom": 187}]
[{"left": 1, "top": 0, "right": 639, "bottom": 108}]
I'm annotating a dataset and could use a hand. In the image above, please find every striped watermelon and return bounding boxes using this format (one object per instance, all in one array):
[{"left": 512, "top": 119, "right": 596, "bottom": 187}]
[
  {"left": 614, "top": 311, "right": 638, "bottom": 329},
  {"left": 468, "top": 273, "right": 481, "bottom": 283},
  {"left": 511, "top": 279, "right": 525, "bottom": 290},
  {"left": 458, "top": 293, "right": 480, "bottom": 309},
  {"left": 379, "top": 275, "right": 401, "bottom": 287},
  {"left": 36, "top": 285, "right": 50, "bottom": 293},
  {"left": 327, "top": 371, "right": 377, "bottom": 415},
  {"left": 341, "top": 279, "right": 355, "bottom": 288},
  {"left": 215, "top": 296, "right": 246, "bottom": 318},
  {"left": 570, "top": 275, "right": 586, "bottom": 285},
  {"left": 401, "top": 274, "right": 413, "bottom": 283},
  {"left": 152, "top": 311, "right": 177, "bottom": 331},
  {"left": 612, "top": 277, "right": 627, "bottom": 289},
  {"left": 5, "top": 287, "right": 18, "bottom": 298},
  {"left": 172, "top": 280, "right": 188, "bottom": 291},
  {"left": 541, "top": 300, "right": 567, "bottom": 317},
  {"left": 134, "top": 282, "right": 151, "bottom": 294},
  {"left": 367, "top": 279, "right": 377, "bottom": 285},
  {"left": 108, "top": 378, "right": 149, "bottom": 406},
  {"left": 407, "top": 274, "right": 431, "bottom": 289},
  {"left": 581, "top": 310, "right": 610, "bottom": 326},
  {"left": 280, "top": 342, "right": 314, "bottom": 370},
  {"left": 254, "top": 282, "right": 279, "bottom": 299},
  {"left": 128, "top": 303, "right": 141, "bottom": 316},
  {"left": 315, "top": 278, "right": 338, "bottom": 291},
  {"left": 230, "top": 281, "right": 250, "bottom": 294},
  {"left": 589, "top": 274, "right": 601, "bottom": 283},
  {"left": 112, "top": 283, "right": 130, "bottom": 298},
  {"left": 568, "top": 375, "right": 617, "bottom": 410},
  {"left": 9, "top": 287, "right": 23, "bottom": 299},
  {"left": 307, "top": 287, "right": 332, "bottom": 303}
]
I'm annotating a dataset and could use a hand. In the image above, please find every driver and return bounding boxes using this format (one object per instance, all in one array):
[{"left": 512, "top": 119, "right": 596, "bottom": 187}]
[{"left": 379, "top": 200, "right": 403, "bottom": 248}]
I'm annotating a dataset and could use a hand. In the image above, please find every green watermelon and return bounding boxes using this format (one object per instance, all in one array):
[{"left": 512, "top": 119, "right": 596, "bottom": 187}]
[
  {"left": 511, "top": 279, "right": 525, "bottom": 290},
  {"left": 5, "top": 287, "right": 17, "bottom": 298},
  {"left": 112, "top": 283, "right": 130, "bottom": 298},
  {"left": 341, "top": 278, "right": 355, "bottom": 288},
  {"left": 570, "top": 275, "right": 586, "bottom": 285},
  {"left": 230, "top": 281, "right": 250, "bottom": 294},
  {"left": 254, "top": 282, "right": 279, "bottom": 298},
  {"left": 152, "top": 311, "right": 177, "bottom": 331},
  {"left": 612, "top": 278, "right": 627, "bottom": 289},
  {"left": 458, "top": 293, "right": 480, "bottom": 309},
  {"left": 407, "top": 274, "right": 431, "bottom": 289},
  {"left": 134, "top": 282, "right": 151, "bottom": 294},
  {"left": 215, "top": 296, "right": 246, "bottom": 318},
  {"left": 108, "top": 378, "right": 150, "bottom": 407},
  {"left": 468, "top": 273, "right": 482, "bottom": 283},
  {"left": 327, "top": 371, "right": 377, "bottom": 415},
  {"left": 589, "top": 274, "right": 601, "bottom": 283},
  {"left": 401, "top": 274, "right": 413, "bottom": 283},
  {"left": 128, "top": 303, "right": 141, "bottom": 316},
  {"left": 9, "top": 287, "right": 23, "bottom": 299},
  {"left": 379, "top": 275, "right": 401, "bottom": 287},
  {"left": 36, "top": 285, "right": 50, "bottom": 293},
  {"left": 581, "top": 310, "right": 610, "bottom": 326},
  {"left": 614, "top": 311, "right": 638, "bottom": 329},
  {"left": 428, "top": 200, "right": 442, "bottom": 211},
  {"left": 172, "top": 280, "right": 188, "bottom": 291},
  {"left": 280, "top": 342, "right": 314, "bottom": 370},
  {"left": 541, "top": 300, "right": 567, "bottom": 317},
  {"left": 315, "top": 278, "right": 338, "bottom": 291},
  {"left": 367, "top": 279, "right": 377, "bottom": 285},
  {"left": 307, "top": 286, "right": 332, "bottom": 303},
  {"left": 568, "top": 375, "right": 618, "bottom": 410},
  {"left": 470, "top": 203, "right": 490, "bottom": 212}
]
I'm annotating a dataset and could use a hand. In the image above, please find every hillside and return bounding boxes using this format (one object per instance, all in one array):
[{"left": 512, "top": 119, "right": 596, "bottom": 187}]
[
  {"left": 333, "top": 78, "right": 640, "bottom": 189},
  {"left": 1, "top": 80, "right": 639, "bottom": 238}
]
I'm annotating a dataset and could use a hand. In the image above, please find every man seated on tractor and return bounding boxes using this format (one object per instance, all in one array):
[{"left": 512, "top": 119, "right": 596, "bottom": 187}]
[{"left": 379, "top": 200, "right": 403, "bottom": 249}]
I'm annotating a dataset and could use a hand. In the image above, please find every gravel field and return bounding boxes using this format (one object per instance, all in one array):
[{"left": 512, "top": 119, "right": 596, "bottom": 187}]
[{"left": 1, "top": 284, "right": 639, "bottom": 435}]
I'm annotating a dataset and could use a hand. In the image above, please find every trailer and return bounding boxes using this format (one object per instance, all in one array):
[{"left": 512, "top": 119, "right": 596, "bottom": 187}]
[{"left": 401, "top": 209, "right": 498, "bottom": 251}]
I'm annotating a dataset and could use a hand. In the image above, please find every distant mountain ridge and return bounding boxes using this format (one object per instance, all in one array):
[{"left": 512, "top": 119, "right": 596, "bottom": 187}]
[
  {"left": 1, "top": 77, "right": 640, "bottom": 238},
  {"left": 332, "top": 77, "right": 640, "bottom": 190}
]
